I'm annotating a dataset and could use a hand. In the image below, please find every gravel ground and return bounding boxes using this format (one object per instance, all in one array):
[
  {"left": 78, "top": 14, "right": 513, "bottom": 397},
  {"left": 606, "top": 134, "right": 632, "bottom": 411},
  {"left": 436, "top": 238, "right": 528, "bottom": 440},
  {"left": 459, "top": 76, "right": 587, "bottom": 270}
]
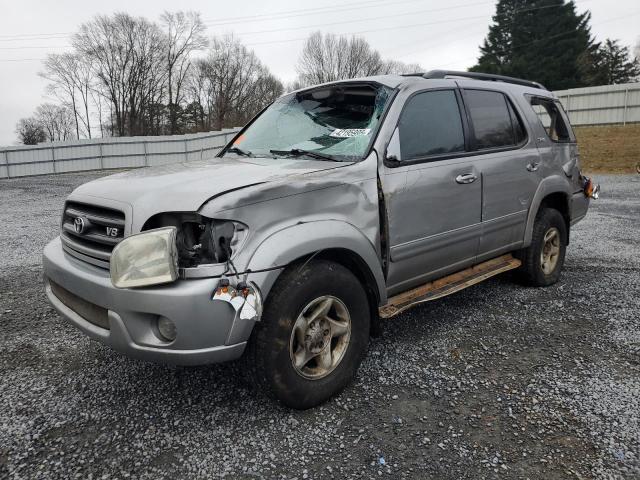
[{"left": 0, "top": 172, "right": 638, "bottom": 479}]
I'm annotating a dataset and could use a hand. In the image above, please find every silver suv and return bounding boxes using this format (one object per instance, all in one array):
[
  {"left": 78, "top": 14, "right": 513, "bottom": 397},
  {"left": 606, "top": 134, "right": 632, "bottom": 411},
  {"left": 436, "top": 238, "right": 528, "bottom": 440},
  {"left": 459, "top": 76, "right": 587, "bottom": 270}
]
[{"left": 43, "top": 70, "right": 598, "bottom": 409}]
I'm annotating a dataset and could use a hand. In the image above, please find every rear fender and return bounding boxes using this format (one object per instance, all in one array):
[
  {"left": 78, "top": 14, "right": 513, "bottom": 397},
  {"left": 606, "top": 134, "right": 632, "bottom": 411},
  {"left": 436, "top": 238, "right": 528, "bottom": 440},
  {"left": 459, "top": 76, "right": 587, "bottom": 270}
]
[{"left": 524, "top": 175, "right": 572, "bottom": 246}]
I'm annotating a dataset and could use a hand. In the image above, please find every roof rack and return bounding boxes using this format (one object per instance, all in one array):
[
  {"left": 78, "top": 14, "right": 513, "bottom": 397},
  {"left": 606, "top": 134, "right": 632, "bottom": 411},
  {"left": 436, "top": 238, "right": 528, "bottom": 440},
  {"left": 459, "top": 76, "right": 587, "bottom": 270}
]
[{"left": 414, "top": 70, "right": 546, "bottom": 90}]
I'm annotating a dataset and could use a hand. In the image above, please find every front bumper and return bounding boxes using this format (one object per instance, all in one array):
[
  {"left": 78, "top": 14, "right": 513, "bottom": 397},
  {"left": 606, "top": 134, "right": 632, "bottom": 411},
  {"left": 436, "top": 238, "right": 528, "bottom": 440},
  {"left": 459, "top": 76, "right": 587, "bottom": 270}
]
[{"left": 43, "top": 236, "right": 256, "bottom": 366}]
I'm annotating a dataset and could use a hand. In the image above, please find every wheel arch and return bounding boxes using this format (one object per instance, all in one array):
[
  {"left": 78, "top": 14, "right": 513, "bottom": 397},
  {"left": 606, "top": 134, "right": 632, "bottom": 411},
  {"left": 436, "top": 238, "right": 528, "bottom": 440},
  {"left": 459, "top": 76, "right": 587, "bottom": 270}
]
[
  {"left": 525, "top": 177, "right": 572, "bottom": 246},
  {"left": 245, "top": 221, "right": 386, "bottom": 333}
]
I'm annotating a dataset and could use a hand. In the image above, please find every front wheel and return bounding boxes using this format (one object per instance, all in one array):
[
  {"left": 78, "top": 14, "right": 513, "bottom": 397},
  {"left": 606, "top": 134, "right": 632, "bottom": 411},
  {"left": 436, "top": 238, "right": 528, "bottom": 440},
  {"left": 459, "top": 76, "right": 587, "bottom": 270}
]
[
  {"left": 517, "top": 208, "right": 567, "bottom": 287},
  {"left": 246, "top": 259, "right": 370, "bottom": 409}
]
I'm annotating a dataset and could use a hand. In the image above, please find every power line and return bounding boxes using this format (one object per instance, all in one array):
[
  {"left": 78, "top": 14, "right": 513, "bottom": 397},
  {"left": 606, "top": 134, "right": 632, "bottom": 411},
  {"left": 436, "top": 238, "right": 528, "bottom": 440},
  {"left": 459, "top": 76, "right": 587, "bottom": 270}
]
[
  {"left": 235, "top": 1, "right": 490, "bottom": 36},
  {"left": 0, "top": 0, "right": 431, "bottom": 39},
  {"left": 0, "top": 45, "right": 69, "bottom": 50},
  {"left": 0, "top": 0, "right": 493, "bottom": 45},
  {"left": 201, "top": 0, "right": 433, "bottom": 26},
  {"left": 0, "top": 34, "right": 69, "bottom": 43},
  {"left": 0, "top": 0, "right": 591, "bottom": 51},
  {"left": 235, "top": 0, "right": 597, "bottom": 46},
  {"left": 1, "top": 4, "right": 637, "bottom": 63},
  {"left": 0, "top": 58, "right": 44, "bottom": 62},
  {"left": 0, "top": 0, "right": 491, "bottom": 48}
]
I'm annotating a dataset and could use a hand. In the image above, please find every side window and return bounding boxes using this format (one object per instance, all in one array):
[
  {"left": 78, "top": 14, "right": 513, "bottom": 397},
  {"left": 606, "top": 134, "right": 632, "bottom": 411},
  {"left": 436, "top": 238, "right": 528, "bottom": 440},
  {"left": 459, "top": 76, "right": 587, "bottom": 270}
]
[
  {"left": 398, "top": 90, "right": 465, "bottom": 161},
  {"left": 529, "top": 96, "right": 572, "bottom": 143},
  {"left": 464, "top": 89, "right": 524, "bottom": 149},
  {"left": 507, "top": 101, "right": 527, "bottom": 144}
]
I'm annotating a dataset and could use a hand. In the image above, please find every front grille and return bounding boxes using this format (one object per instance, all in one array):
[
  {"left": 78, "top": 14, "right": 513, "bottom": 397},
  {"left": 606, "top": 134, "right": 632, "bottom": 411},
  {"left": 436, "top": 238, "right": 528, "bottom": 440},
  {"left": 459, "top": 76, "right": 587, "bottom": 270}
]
[
  {"left": 49, "top": 280, "right": 110, "bottom": 330},
  {"left": 60, "top": 201, "right": 125, "bottom": 269}
]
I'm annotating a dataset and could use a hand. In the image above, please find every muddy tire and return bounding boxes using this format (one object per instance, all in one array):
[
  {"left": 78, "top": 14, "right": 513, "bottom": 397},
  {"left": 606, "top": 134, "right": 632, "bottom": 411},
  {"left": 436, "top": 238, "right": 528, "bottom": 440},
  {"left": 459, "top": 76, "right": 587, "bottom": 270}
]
[
  {"left": 517, "top": 208, "right": 567, "bottom": 287},
  {"left": 245, "top": 259, "right": 370, "bottom": 409}
]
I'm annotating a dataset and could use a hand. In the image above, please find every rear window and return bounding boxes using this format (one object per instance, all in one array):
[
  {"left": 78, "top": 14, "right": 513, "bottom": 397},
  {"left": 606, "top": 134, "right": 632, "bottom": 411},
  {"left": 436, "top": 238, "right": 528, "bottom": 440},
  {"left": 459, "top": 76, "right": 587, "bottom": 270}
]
[
  {"left": 397, "top": 89, "right": 465, "bottom": 160},
  {"left": 464, "top": 89, "right": 526, "bottom": 149}
]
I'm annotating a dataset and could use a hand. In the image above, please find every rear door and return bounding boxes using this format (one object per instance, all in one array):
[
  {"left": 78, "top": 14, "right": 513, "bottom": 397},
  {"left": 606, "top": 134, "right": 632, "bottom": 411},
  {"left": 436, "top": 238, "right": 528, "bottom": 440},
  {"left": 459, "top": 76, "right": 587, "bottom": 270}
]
[
  {"left": 381, "top": 87, "right": 482, "bottom": 295},
  {"left": 459, "top": 87, "right": 541, "bottom": 261}
]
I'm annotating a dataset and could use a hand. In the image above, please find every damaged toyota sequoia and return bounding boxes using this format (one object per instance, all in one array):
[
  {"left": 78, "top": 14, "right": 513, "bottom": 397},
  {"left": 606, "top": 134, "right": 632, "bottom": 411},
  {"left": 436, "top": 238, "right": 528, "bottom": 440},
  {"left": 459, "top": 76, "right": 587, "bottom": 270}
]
[{"left": 43, "top": 71, "right": 599, "bottom": 409}]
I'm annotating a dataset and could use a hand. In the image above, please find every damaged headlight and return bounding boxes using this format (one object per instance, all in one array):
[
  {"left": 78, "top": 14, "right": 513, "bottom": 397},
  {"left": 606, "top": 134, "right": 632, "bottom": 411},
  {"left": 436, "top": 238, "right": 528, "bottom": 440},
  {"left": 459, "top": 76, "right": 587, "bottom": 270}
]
[
  {"left": 179, "top": 220, "right": 248, "bottom": 267},
  {"left": 110, "top": 227, "right": 179, "bottom": 288},
  {"left": 142, "top": 213, "right": 248, "bottom": 268},
  {"left": 178, "top": 220, "right": 248, "bottom": 268}
]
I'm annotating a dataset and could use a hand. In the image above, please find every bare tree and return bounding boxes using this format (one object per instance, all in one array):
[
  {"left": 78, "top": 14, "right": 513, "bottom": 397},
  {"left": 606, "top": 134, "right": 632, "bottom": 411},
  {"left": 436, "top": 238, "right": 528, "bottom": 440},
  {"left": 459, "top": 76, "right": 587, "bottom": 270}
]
[
  {"left": 161, "top": 11, "right": 207, "bottom": 134},
  {"left": 40, "top": 54, "right": 80, "bottom": 138},
  {"left": 192, "top": 35, "right": 283, "bottom": 130},
  {"left": 35, "top": 103, "right": 76, "bottom": 142},
  {"left": 296, "top": 32, "right": 386, "bottom": 85},
  {"left": 382, "top": 60, "right": 423, "bottom": 75},
  {"left": 184, "top": 66, "right": 210, "bottom": 131},
  {"left": 283, "top": 79, "right": 305, "bottom": 93},
  {"left": 296, "top": 32, "right": 423, "bottom": 86},
  {"left": 73, "top": 13, "right": 167, "bottom": 137},
  {"left": 15, "top": 117, "right": 46, "bottom": 145}
]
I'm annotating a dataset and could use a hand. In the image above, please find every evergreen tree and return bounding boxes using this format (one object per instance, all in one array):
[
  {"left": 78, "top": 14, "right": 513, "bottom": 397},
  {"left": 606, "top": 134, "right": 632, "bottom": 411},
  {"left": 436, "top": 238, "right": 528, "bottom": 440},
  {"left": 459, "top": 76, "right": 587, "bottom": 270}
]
[
  {"left": 471, "top": 0, "right": 596, "bottom": 90},
  {"left": 585, "top": 39, "right": 640, "bottom": 85}
]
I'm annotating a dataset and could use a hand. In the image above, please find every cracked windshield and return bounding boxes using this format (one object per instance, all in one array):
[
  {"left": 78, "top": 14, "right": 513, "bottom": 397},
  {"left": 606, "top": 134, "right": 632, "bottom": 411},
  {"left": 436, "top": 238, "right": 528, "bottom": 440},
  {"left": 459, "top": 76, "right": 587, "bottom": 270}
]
[{"left": 230, "top": 83, "right": 393, "bottom": 161}]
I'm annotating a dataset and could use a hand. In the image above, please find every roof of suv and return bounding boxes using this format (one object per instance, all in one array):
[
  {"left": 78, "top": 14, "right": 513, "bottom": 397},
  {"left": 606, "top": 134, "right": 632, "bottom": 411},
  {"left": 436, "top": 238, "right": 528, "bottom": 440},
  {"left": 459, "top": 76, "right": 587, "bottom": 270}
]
[{"left": 310, "top": 70, "right": 552, "bottom": 96}]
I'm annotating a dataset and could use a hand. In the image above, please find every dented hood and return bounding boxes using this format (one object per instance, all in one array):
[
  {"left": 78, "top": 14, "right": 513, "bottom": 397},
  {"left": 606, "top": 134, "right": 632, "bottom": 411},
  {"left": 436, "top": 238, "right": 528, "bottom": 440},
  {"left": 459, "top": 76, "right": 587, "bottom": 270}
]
[{"left": 69, "top": 156, "right": 347, "bottom": 227}]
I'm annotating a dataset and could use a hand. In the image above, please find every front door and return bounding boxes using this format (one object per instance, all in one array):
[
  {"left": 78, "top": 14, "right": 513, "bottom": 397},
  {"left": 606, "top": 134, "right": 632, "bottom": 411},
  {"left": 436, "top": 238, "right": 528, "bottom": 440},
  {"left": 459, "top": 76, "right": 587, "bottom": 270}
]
[{"left": 381, "top": 88, "right": 482, "bottom": 295}]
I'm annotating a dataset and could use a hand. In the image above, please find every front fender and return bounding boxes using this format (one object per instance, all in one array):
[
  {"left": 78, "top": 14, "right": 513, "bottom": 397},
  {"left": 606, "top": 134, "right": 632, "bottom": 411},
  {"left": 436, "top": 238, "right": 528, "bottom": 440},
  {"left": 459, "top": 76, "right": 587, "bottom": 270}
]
[
  {"left": 524, "top": 175, "right": 572, "bottom": 246},
  {"left": 246, "top": 220, "right": 386, "bottom": 304}
]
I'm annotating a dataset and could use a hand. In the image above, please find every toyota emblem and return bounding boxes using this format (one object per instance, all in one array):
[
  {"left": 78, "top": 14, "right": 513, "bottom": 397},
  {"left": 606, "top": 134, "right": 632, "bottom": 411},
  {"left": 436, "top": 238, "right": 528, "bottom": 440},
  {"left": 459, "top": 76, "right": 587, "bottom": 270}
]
[{"left": 74, "top": 217, "right": 87, "bottom": 234}]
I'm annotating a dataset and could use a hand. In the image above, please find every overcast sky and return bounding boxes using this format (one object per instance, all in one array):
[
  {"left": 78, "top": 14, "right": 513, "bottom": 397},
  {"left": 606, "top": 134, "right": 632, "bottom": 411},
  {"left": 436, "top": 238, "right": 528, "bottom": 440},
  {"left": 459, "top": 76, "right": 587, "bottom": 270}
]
[{"left": 0, "top": 0, "right": 638, "bottom": 146}]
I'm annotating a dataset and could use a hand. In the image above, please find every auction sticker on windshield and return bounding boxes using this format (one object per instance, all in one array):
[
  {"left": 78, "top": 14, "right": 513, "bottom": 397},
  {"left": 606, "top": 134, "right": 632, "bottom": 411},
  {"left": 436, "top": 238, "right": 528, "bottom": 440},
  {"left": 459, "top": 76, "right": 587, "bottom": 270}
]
[{"left": 329, "top": 128, "right": 371, "bottom": 138}]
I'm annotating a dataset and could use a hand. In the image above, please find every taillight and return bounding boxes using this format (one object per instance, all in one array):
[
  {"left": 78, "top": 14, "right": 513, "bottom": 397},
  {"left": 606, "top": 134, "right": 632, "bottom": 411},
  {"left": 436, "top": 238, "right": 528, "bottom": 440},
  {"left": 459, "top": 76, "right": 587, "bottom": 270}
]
[{"left": 582, "top": 176, "right": 600, "bottom": 200}]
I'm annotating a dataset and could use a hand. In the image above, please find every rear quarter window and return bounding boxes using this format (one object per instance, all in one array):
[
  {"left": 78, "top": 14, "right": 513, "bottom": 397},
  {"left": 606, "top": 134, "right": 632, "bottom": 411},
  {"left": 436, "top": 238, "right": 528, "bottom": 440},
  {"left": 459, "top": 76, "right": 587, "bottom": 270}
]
[{"left": 528, "top": 96, "right": 575, "bottom": 143}]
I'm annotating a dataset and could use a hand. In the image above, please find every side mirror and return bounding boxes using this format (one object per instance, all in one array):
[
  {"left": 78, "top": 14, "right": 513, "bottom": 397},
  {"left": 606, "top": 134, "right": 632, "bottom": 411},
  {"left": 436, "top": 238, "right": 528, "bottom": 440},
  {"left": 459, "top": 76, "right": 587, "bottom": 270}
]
[{"left": 385, "top": 127, "right": 401, "bottom": 162}]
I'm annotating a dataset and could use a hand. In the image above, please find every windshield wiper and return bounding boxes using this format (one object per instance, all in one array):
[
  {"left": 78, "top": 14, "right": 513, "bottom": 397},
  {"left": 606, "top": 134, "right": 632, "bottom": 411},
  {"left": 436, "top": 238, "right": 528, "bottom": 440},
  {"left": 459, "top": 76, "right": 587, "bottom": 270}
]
[
  {"left": 226, "top": 146, "right": 253, "bottom": 157},
  {"left": 269, "top": 148, "right": 337, "bottom": 162}
]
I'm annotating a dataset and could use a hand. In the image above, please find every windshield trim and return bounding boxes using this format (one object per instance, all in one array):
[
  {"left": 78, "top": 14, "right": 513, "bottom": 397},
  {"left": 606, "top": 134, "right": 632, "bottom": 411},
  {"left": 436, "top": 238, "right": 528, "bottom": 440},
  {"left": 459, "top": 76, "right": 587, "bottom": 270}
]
[{"left": 219, "top": 81, "right": 399, "bottom": 163}]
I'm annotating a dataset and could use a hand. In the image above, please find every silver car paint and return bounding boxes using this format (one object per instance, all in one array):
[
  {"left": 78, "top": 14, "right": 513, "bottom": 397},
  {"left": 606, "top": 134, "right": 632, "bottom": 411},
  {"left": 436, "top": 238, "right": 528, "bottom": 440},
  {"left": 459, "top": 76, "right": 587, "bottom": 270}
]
[
  {"left": 68, "top": 157, "right": 347, "bottom": 232},
  {"left": 42, "top": 74, "right": 590, "bottom": 365}
]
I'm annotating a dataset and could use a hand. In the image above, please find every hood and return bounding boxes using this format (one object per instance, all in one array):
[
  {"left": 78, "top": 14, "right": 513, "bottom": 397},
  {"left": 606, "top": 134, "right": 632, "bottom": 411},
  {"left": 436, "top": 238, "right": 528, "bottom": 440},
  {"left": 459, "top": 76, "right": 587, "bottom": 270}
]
[{"left": 69, "top": 156, "right": 348, "bottom": 227}]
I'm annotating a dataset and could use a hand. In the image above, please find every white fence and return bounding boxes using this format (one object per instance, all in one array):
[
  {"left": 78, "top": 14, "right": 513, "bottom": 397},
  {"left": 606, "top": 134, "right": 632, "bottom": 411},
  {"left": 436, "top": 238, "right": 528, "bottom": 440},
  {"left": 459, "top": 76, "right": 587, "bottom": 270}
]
[
  {"left": 554, "top": 82, "right": 640, "bottom": 126},
  {"left": 0, "top": 128, "right": 241, "bottom": 179}
]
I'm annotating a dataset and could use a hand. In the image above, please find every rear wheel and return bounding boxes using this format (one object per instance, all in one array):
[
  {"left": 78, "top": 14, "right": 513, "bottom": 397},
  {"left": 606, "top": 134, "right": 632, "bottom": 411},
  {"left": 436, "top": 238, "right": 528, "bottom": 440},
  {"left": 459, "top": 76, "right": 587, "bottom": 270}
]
[
  {"left": 517, "top": 208, "right": 567, "bottom": 287},
  {"left": 246, "top": 259, "right": 370, "bottom": 409}
]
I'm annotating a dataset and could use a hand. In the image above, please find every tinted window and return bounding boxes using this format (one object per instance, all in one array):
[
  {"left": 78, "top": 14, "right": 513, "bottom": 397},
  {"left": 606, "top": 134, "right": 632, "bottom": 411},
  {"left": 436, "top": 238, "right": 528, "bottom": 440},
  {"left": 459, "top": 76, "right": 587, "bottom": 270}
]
[
  {"left": 398, "top": 90, "right": 465, "bottom": 161},
  {"left": 465, "top": 90, "right": 519, "bottom": 149},
  {"left": 507, "top": 101, "right": 527, "bottom": 144},
  {"left": 529, "top": 97, "right": 572, "bottom": 142}
]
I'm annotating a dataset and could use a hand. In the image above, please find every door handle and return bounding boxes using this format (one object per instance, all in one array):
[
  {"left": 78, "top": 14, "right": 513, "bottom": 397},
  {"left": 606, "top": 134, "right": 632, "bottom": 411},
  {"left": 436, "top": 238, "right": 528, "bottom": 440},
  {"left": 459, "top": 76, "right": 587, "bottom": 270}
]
[
  {"left": 526, "top": 162, "right": 540, "bottom": 172},
  {"left": 455, "top": 173, "right": 477, "bottom": 184}
]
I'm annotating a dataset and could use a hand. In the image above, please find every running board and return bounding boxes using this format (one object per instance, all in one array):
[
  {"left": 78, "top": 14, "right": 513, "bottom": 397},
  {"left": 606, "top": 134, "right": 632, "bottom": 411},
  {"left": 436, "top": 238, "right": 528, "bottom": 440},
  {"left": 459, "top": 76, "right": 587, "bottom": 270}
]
[{"left": 379, "top": 254, "right": 521, "bottom": 319}]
